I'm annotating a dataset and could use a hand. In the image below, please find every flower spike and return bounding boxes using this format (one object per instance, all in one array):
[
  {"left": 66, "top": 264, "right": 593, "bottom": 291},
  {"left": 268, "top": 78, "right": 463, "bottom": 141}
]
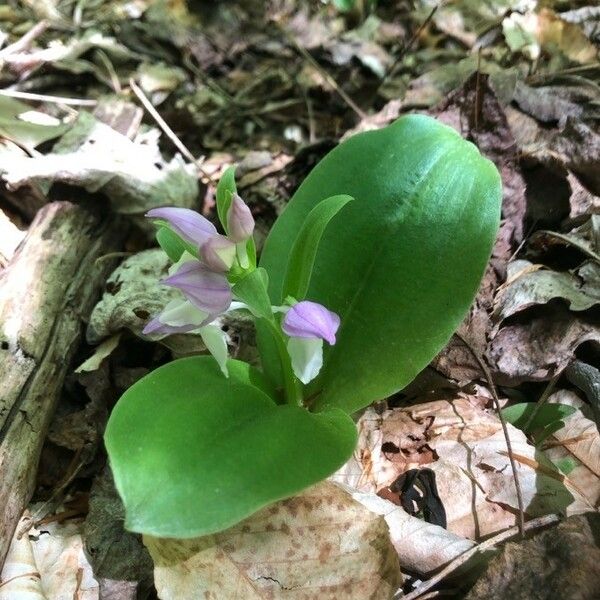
[{"left": 227, "top": 194, "right": 255, "bottom": 242}]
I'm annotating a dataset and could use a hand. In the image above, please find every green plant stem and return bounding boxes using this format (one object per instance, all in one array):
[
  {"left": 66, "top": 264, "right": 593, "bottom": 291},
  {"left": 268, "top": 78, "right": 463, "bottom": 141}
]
[{"left": 263, "top": 319, "right": 303, "bottom": 406}]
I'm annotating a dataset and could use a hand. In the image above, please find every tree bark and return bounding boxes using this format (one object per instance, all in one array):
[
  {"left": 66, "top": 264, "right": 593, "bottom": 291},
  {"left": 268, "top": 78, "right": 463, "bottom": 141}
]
[{"left": 0, "top": 201, "right": 126, "bottom": 569}]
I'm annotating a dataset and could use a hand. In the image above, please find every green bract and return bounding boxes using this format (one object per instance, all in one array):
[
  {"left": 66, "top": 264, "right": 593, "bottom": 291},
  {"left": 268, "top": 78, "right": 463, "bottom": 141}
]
[
  {"left": 105, "top": 114, "right": 502, "bottom": 538},
  {"left": 259, "top": 114, "right": 502, "bottom": 413}
]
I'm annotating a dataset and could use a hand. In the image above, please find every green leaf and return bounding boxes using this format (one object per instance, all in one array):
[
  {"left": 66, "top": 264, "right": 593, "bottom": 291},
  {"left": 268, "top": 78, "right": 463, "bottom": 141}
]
[
  {"left": 259, "top": 114, "right": 502, "bottom": 413},
  {"left": 502, "top": 402, "right": 577, "bottom": 433},
  {"left": 156, "top": 226, "right": 186, "bottom": 262},
  {"left": 282, "top": 194, "right": 353, "bottom": 300},
  {"left": 105, "top": 356, "right": 356, "bottom": 537},
  {"left": 0, "top": 96, "right": 70, "bottom": 147},
  {"left": 232, "top": 268, "right": 272, "bottom": 320},
  {"left": 216, "top": 165, "right": 237, "bottom": 233}
]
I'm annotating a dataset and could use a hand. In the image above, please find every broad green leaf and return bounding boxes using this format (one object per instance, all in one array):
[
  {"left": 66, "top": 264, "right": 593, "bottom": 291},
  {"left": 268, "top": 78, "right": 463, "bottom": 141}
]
[
  {"left": 216, "top": 165, "right": 237, "bottom": 233},
  {"left": 156, "top": 226, "right": 186, "bottom": 262},
  {"left": 232, "top": 268, "right": 272, "bottom": 320},
  {"left": 502, "top": 402, "right": 577, "bottom": 433},
  {"left": 282, "top": 194, "right": 353, "bottom": 300},
  {"left": 259, "top": 114, "right": 502, "bottom": 413},
  {"left": 105, "top": 356, "right": 356, "bottom": 537}
]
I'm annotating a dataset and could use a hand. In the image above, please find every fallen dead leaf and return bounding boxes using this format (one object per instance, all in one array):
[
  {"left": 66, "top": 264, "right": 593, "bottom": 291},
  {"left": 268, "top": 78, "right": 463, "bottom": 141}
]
[
  {"left": 0, "top": 111, "right": 198, "bottom": 215},
  {"left": 0, "top": 512, "right": 98, "bottom": 600},
  {"left": 144, "top": 481, "right": 401, "bottom": 600},
  {"left": 493, "top": 259, "right": 600, "bottom": 324},
  {"left": 488, "top": 303, "right": 600, "bottom": 385},
  {"left": 334, "top": 393, "right": 593, "bottom": 540},
  {"left": 338, "top": 485, "right": 475, "bottom": 576}
]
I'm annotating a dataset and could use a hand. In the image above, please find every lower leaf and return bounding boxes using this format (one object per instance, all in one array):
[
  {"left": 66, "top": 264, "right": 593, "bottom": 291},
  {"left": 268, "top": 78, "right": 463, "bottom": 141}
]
[{"left": 105, "top": 356, "right": 357, "bottom": 538}]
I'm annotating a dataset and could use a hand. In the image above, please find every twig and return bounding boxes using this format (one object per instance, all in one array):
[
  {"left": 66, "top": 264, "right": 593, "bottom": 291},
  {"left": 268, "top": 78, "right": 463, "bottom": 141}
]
[
  {"left": 397, "top": 513, "right": 560, "bottom": 600},
  {"left": 378, "top": 4, "right": 439, "bottom": 93},
  {"left": 0, "top": 21, "right": 48, "bottom": 58},
  {"left": 454, "top": 332, "right": 525, "bottom": 537},
  {"left": 129, "top": 78, "right": 215, "bottom": 185},
  {"left": 0, "top": 89, "right": 97, "bottom": 107},
  {"left": 278, "top": 26, "right": 366, "bottom": 120}
]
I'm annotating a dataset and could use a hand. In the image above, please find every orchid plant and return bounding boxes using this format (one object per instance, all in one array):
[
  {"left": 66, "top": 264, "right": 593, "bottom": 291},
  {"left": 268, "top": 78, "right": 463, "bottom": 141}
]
[{"left": 105, "top": 114, "right": 502, "bottom": 538}]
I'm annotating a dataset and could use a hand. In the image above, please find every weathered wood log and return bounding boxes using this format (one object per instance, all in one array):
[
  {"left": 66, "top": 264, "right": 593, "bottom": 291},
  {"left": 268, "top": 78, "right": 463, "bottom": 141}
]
[{"left": 0, "top": 201, "right": 126, "bottom": 569}]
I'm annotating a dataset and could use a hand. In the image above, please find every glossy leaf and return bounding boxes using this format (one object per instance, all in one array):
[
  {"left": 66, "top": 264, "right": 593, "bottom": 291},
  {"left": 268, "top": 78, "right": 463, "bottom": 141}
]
[
  {"left": 282, "top": 194, "right": 353, "bottom": 300},
  {"left": 216, "top": 165, "right": 237, "bottom": 234},
  {"left": 105, "top": 356, "right": 356, "bottom": 537},
  {"left": 259, "top": 114, "right": 502, "bottom": 413}
]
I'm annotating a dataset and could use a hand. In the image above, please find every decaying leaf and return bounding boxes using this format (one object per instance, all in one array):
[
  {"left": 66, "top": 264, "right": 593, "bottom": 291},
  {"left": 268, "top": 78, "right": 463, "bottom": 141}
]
[
  {"left": 488, "top": 303, "right": 600, "bottom": 385},
  {"left": 335, "top": 395, "right": 593, "bottom": 540},
  {"left": 338, "top": 485, "right": 475, "bottom": 576},
  {"left": 502, "top": 8, "right": 598, "bottom": 64},
  {"left": 144, "top": 481, "right": 401, "bottom": 600},
  {"left": 493, "top": 259, "right": 600, "bottom": 324},
  {"left": 84, "top": 469, "right": 153, "bottom": 588},
  {"left": 0, "top": 512, "right": 98, "bottom": 599},
  {"left": 466, "top": 514, "right": 600, "bottom": 600},
  {"left": 87, "top": 249, "right": 176, "bottom": 343},
  {"left": 75, "top": 334, "right": 122, "bottom": 373},
  {"left": 0, "top": 112, "right": 198, "bottom": 214},
  {"left": 545, "top": 390, "right": 600, "bottom": 500}
]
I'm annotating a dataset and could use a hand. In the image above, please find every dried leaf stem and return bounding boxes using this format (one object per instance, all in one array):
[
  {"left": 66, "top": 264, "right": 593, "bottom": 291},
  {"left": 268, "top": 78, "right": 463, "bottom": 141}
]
[{"left": 454, "top": 332, "right": 525, "bottom": 537}]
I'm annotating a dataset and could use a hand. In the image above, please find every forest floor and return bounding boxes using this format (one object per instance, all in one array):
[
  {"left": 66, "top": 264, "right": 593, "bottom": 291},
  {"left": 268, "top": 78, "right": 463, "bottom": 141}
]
[{"left": 0, "top": 1, "right": 599, "bottom": 599}]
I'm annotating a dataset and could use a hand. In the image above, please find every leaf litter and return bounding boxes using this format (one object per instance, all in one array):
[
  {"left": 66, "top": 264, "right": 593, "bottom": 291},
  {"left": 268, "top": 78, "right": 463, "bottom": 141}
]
[{"left": 0, "top": 0, "right": 599, "bottom": 598}]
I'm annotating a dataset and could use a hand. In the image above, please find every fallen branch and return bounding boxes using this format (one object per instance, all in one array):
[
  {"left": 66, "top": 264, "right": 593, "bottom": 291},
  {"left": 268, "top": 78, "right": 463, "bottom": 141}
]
[{"left": 0, "top": 201, "right": 126, "bottom": 570}]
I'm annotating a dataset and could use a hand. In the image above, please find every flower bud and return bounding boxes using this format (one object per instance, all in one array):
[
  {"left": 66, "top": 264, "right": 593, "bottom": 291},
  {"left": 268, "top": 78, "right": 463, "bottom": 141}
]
[
  {"left": 282, "top": 301, "right": 340, "bottom": 345},
  {"left": 226, "top": 194, "right": 255, "bottom": 242},
  {"left": 201, "top": 235, "right": 237, "bottom": 273}
]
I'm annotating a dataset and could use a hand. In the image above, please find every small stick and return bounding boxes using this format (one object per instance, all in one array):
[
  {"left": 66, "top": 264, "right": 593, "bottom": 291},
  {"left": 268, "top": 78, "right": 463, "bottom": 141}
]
[
  {"left": 397, "top": 513, "right": 560, "bottom": 600},
  {"left": 378, "top": 4, "right": 439, "bottom": 93},
  {"left": 455, "top": 332, "right": 525, "bottom": 537},
  {"left": 0, "top": 21, "right": 48, "bottom": 58},
  {"left": 129, "top": 78, "right": 215, "bottom": 185},
  {"left": 279, "top": 26, "right": 366, "bottom": 120},
  {"left": 0, "top": 89, "right": 97, "bottom": 106}
]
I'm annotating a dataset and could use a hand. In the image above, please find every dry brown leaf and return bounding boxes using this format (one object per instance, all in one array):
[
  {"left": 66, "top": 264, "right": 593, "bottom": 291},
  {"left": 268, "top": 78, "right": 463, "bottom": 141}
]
[
  {"left": 493, "top": 259, "right": 600, "bottom": 324},
  {"left": 340, "top": 486, "right": 475, "bottom": 575},
  {"left": 488, "top": 303, "right": 600, "bottom": 385},
  {"left": 542, "top": 390, "right": 600, "bottom": 510},
  {"left": 0, "top": 512, "right": 98, "bottom": 599},
  {"left": 335, "top": 394, "right": 593, "bottom": 540},
  {"left": 144, "top": 481, "right": 401, "bottom": 600}
]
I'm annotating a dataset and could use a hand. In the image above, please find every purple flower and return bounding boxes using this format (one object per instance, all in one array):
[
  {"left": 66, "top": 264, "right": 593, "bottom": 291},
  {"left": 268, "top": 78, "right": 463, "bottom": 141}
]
[
  {"left": 282, "top": 301, "right": 340, "bottom": 345},
  {"left": 163, "top": 261, "right": 231, "bottom": 316},
  {"left": 146, "top": 207, "right": 217, "bottom": 247},
  {"left": 142, "top": 316, "right": 198, "bottom": 336},
  {"left": 201, "top": 234, "right": 237, "bottom": 273},
  {"left": 227, "top": 194, "right": 255, "bottom": 243}
]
